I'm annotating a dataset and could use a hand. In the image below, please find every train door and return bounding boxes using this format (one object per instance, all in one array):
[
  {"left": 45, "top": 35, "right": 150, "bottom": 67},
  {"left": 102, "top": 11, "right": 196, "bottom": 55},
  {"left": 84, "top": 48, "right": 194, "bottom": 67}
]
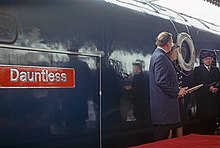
[{"left": 0, "top": 45, "right": 102, "bottom": 148}]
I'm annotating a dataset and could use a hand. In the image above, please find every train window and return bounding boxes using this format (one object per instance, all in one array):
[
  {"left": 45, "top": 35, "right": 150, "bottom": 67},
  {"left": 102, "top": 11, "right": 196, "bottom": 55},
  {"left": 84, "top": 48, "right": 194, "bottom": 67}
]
[
  {"left": 0, "top": 13, "right": 17, "bottom": 44},
  {"left": 183, "top": 15, "right": 214, "bottom": 32},
  {"left": 202, "top": 22, "right": 220, "bottom": 33}
]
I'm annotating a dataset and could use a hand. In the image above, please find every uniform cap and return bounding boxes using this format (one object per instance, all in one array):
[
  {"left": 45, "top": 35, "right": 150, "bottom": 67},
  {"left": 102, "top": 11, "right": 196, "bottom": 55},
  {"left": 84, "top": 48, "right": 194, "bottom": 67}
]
[
  {"left": 201, "top": 52, "right": 213, "bottom": 59},
  {"left": 171, "top": 43, "right": 179, "bottom": 51}
]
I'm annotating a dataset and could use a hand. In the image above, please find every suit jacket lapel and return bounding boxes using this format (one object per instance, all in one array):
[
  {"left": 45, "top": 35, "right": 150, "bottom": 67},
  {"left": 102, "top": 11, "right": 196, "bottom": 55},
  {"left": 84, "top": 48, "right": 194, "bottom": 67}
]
[{"left": 202, "top": 65, "right": 210, "bottom": 73}]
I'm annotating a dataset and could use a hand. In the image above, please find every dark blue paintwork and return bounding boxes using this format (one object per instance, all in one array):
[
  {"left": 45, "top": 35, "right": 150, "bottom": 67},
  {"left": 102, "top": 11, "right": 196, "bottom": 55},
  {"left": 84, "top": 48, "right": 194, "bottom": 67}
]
[{"left": 0, "top": 0, "right": 220, "bottom": 147}]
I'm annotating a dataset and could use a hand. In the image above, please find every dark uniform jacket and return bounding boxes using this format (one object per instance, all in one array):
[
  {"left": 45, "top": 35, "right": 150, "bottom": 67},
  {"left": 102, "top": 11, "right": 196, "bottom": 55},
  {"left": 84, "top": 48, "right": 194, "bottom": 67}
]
[
  {"left": 194, "top": 64, "right": 220, "bottom": 119},
  {"left": 149, "top": 48, "right": 180, "bottom": 125}
]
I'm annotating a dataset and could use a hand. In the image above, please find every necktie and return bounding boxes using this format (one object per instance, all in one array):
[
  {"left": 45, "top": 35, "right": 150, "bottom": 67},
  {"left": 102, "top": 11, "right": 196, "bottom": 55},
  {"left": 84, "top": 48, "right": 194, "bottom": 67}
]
[{"left": 207, "top": 66, "right": 211, "bottom": 71}]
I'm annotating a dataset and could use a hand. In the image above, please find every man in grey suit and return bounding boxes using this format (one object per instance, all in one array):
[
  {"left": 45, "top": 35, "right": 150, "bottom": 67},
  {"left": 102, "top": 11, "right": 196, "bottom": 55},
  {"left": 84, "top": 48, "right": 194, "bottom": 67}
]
[{"left": 149, "top": 32, "right": 188, "bottom": 141}]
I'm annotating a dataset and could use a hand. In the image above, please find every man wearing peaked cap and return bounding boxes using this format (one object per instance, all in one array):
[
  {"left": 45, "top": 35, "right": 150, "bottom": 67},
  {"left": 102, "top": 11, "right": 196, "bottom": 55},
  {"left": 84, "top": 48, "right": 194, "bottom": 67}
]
[{"left": 194, "top": 50, "right": 220, "bottom": 134}]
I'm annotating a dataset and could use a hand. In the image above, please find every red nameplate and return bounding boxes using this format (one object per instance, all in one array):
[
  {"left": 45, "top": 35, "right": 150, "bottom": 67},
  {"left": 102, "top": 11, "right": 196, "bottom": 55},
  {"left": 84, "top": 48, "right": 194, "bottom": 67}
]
[{"left": 0, "top": 65, "right": 75, "bottom": 88}]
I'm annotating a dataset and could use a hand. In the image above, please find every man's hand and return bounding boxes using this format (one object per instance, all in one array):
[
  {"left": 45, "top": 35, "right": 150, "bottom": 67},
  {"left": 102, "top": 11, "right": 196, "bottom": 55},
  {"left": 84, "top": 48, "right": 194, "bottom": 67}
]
[
  {"left": 178, "top": 87, "right": 188, "bottom": 98},
  {"left": 209, "top": 86, "right": 218, "bottom": 93}
]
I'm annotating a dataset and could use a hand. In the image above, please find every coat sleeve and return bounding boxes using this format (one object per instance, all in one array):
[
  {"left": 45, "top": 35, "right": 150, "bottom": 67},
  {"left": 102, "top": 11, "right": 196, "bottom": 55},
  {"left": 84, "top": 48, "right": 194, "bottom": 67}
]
[
  {"left": 194, "top": 66, "right": 209, "bottom": 93},
  {"left": 154, "top": 55, "right": 179, "bottom": 98},
  {"left": 213, "top": 67, "right": 220, "bottom": 89}
]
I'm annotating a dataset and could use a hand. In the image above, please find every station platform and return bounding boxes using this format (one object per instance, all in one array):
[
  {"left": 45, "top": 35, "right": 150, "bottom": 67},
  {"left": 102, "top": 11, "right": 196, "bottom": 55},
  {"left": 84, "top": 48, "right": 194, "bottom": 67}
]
[{"left": 131, "top": 134, "right": 220, "bottom": 148}]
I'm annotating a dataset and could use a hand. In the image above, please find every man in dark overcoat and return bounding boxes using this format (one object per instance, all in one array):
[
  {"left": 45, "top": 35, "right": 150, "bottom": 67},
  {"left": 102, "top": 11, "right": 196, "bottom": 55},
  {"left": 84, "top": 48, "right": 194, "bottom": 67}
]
[
  {"left": 194, "top": 51, "right": 220, "bottom": 134},
  {"left": 149, "top": 32, "right": 188, "bottom": 141}
]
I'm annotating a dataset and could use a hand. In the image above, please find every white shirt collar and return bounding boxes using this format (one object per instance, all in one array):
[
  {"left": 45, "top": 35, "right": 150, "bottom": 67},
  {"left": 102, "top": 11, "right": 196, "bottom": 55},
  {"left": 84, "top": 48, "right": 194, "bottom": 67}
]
[
  {"left": 158, "top": 46, "right": 168, "bottom": 53},
  {"left": 204, "top": 64, "right": 211, "bottom": 70}
]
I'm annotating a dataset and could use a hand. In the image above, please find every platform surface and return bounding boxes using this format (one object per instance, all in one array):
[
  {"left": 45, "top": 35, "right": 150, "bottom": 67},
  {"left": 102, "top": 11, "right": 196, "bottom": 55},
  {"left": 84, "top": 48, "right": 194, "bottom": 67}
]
[{"left": 131, "top": 134, "right": 220, "bottom": 148}]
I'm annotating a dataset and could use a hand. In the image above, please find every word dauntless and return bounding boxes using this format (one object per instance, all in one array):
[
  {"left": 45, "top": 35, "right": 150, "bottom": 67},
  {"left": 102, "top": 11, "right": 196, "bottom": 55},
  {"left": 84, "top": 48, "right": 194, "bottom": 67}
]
[{"left": 10, "top": 68, "right": 67, "bottom": 82}]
